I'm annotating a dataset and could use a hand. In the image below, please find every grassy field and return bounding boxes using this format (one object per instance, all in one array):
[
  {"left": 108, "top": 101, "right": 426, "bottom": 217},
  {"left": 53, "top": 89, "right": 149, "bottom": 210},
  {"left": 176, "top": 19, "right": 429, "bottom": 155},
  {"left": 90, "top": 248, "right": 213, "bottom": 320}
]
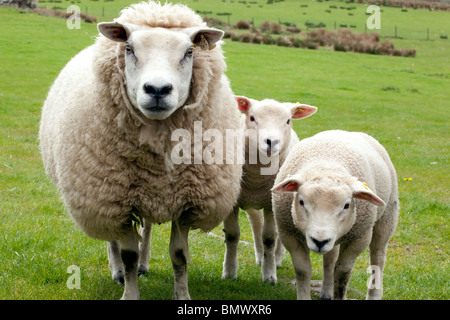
[{"left": 0, "top": 0, "right": 449, "bottom": 300}]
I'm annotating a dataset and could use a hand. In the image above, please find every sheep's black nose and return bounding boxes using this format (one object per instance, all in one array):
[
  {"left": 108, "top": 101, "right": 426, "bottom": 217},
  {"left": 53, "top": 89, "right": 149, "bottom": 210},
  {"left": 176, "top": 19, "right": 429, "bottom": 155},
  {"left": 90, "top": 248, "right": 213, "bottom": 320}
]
[
  {"left": 311, "top": 238, "right": 330, "bottom": 250},
  {"left": 143, "top": 83, "right": 173, "bottom": 99},
  {"left": 265, "top": 138, "right": 279, "bottom": 148}
]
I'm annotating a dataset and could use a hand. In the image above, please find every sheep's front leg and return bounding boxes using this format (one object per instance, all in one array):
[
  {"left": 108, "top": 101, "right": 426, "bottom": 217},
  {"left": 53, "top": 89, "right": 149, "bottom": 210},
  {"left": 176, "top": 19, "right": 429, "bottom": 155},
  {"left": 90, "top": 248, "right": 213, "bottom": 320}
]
[
  {"left": 246, "top": 208, "right": 264, "bottom": 265},
  {"left": 138, "top": 219, "right": 152, "bottom": 276},
  {"left": 274, "top": 234, "right": 286, "bottom": 267},
  {"left": 334, "top": 238, "right": 369, "bottom": 300},
  {"left": 321, "top": 245, "right": 339, "bottom": 300},
  {"left": 119, "top": 229, "right": 140, "bottom": 300},
  {"left": 107, "top": 240, "right": 124, "bottom": 285},
  {"left": 261, "top": 209, "right": 277, "bottom": 284},
  {"left": 222, "top": 205, "right": 240, "bottom": 280},
  {"left": 170, "top": 220, "right": 191, "bottom": 300},
  {"left": 286, "top": 240, "right": 312, "bottom": 299}
]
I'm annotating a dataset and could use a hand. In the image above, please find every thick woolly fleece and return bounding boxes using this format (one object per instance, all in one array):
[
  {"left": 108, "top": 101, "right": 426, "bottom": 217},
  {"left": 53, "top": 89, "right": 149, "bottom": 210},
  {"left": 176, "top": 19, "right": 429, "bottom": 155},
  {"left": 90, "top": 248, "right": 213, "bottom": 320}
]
[{"left": 39, "top": 1, "right": 243, "bottom": 241}]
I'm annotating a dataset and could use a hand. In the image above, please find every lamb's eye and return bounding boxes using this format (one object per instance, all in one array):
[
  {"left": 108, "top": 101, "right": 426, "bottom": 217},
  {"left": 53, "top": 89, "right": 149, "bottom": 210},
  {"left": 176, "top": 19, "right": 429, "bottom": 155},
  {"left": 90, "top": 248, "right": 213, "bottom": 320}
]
[
  {"left": 185, "top": 47, "right": 194, "bottom": 57},
  {"left": 286, "top": 119, "right": 291, "bottom": 125},
  {"left": 299, "top": 199, "right": 304, "bottom": 206},
  {"left": 344, "top": 203, "right": 350, "bottom": 210},
  {"left": 250, "top": 115, "right": 255, "bottom": 122}
]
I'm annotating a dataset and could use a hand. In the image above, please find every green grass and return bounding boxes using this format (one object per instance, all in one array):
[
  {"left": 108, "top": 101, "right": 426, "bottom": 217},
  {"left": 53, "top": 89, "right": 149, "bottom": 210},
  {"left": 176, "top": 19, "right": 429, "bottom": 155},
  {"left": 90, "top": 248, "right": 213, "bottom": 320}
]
[
  {"left": 39, "top": 0, "right": 450, "bottom": 41},
  {"left": 0, "top": 1, "right": 449, "bottom": 300}
]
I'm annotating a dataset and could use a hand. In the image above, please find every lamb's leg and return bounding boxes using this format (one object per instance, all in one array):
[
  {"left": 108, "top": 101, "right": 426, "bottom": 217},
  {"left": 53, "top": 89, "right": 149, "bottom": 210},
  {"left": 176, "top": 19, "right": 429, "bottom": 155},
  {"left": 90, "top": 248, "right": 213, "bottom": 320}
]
[
  {"left": 138, "top": 219, "right": 152, "bottom": 276},
  {"left": 334, "top": 237, "right": 370, "bottom": 300},
  {"left": 119, "top": 229, "right": 140, "bottom": 300},
  {"left": 246, "top": 208, "right": 263, "bottom": 265},
  {"left": 222, "top": 205, "right": 240, "bottom": 280},
  {"left": 170, "top": 220, "right": 191, "bottom": 300},
  {"left": 274, "top": 234, "right": 286, "bottom": 267},
  {"left": 107, "top": 240, "right": 124, "bottom": 285},
  {"left": 261, "top": 209, "right": 277, "bottom": 284},
  {"left": 367, "top": 204, "right": 398, "bottom": 300},
  {"left": 285, "top": 239, "right": 312, "bottom": 300},
  {"left": 321, "top": 245, "right": 339, "bottom": 300}
]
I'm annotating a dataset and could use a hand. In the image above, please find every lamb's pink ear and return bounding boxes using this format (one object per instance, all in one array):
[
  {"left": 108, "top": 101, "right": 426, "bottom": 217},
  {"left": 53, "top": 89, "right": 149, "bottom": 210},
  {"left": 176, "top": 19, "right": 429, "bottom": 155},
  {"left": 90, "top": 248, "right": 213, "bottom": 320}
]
[
  {"left": 290, "top": 103, "right": 318, "bottom": 119},
  {"left": 271, "top": 176, "right": 303, "bottom": 193},
  {"left": 186, "top": 27, "right": 224, "bottom": 50},
  {"left": 351, "top": 181, "right": 385, "bottom": 206},
  {"left": 97, "top": 21, "right": 135, "bottom": 42},
  {"left": 235, "top": 96, "right": 252, "bottom": 114}
]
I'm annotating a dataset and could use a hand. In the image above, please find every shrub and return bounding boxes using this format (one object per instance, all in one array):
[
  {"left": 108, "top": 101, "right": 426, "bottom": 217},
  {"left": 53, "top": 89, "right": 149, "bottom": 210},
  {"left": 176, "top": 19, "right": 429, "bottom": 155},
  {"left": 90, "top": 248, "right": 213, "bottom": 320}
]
[
  {"left": 259, "top": 20, "right": 271, "bottom": 32},
  {"left": 286, "top": 26, "right": 301, "bottom": 33},
  {"left": 235, "top": 20, "right": 251, "bottom": 29},
  {"left": 270, "top": 23, "right": 283, "bottom": 34}
]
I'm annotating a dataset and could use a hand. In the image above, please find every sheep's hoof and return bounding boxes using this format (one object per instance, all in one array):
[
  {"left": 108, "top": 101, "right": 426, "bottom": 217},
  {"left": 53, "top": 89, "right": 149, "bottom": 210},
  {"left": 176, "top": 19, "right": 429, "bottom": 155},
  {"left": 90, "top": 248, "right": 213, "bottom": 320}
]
[
  {"left": 221, "top": 273, "right": 237, "bottom": 280},
  {"left": 263, "top": 275, "right": 277, "bottom": 285},
  {"left": 112, "top": 270, "right": 124, "bottom": 285},
  {"left": 138, "top": 264, "right": 148, "bottom": 277}
]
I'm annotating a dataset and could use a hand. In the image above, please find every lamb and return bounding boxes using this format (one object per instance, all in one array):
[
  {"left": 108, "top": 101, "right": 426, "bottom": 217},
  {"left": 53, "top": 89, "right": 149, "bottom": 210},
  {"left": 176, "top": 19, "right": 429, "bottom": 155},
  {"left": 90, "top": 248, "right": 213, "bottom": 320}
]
[
  {"left": 39, "top": 1, "right": 243, "bottom": 300},
  {"left": 222, "top": 96, "right": 317, "bottom": 284},
  {"left": 272, "top": 130, "right": 399, "bottom": 299}
]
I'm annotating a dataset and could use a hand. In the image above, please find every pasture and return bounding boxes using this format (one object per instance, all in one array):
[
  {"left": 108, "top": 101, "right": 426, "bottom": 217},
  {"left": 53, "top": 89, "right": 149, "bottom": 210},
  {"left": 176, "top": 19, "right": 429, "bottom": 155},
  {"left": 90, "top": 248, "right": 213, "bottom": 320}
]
[{"left": 0, "top": 0, "right": 448, "bottom": 300}]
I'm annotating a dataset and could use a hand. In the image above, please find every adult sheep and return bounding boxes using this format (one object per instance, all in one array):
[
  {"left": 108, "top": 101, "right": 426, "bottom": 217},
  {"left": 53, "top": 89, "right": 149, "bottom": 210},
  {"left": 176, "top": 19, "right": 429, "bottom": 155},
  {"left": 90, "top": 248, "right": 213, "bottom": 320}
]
[
  {"left": 272, "top": 130, "right": 399, "bottom": 299},
  {"left": 39, "top": 1, "right": 243, "bottom": 300}
]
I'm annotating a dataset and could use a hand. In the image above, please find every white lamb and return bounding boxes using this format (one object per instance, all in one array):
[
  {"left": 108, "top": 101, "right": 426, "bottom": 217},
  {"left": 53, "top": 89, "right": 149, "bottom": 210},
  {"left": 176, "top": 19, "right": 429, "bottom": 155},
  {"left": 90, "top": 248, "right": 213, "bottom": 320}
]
[
  {"left": 39, "top": 1, "right": 243, "bottom": 300},
  {"left": 272, "top": 130, "right": 399, "bottom": 300},
  {"left": 222, "top": 96, "right": 317, "bottom": 284}
]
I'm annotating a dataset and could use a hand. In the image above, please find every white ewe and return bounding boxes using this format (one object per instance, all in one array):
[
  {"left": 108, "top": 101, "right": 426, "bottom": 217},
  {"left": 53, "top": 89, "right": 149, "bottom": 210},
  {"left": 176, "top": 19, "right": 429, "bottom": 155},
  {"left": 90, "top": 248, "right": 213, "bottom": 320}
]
[
  {"left": 222, "top": 96, "right": 317, "bottom": 284},
  {"left": 272, "top": 130, "right": 399, "bottom": 299},
  {"left": 39, "top": 1, "right": 243, "bottom": 300}
]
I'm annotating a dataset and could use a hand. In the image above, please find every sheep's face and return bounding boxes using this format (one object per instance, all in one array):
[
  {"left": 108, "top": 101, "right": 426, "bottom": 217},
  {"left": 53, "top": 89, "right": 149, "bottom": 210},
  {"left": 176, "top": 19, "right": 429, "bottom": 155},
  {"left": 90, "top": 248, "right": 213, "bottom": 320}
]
[
  {"left": 272, "top": 174, "right": 385, "bottom": 254},
  {"left": 98, "top": 22, "right": 224, "bottom": 120},
  {"left": 123, "top": 28, "right": 194, "bottom": 120},
  {"left": 235, "top": 97, "right": 317, "bottom": 158}
]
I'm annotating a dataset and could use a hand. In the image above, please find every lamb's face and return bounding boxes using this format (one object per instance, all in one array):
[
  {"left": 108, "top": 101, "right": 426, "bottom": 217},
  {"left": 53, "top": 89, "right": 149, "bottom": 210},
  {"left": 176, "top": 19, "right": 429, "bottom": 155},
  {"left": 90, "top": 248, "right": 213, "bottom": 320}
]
[
  {"left": 124, "top": 28, "right": 193, "bottom": 120},
  {"left": 97, "top": 22, "right": 224, "bottom": 121},
  {"left": 272, "top": 173, "right": 385, "bottom": 254},
  {"left": 292, "top": 180, "right": 356, "bottom": 254},
  {"left": 235, "top": 97, "right": 317, "bottom": 158},
  {"left": 247, "top": 101, "right": 293, "bottom": 158}
]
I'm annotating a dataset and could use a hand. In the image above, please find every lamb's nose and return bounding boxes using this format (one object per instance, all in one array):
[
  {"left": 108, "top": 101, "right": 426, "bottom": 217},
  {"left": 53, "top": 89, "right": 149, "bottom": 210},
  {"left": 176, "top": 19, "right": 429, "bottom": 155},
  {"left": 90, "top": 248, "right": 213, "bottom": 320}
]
[
  {"left": 143, "top": 83, "right": 173, "bottom": 99},
  {"left": 311, "top": 237, "right": 330, "bottom": 250}
]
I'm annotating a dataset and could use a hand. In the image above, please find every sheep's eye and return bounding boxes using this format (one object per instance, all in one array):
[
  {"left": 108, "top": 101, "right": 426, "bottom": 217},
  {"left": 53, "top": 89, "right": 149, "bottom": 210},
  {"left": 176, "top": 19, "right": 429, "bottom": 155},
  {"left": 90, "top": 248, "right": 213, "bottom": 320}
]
[
  {"left": 299, "top": 199, "right": 304, "bottom": 206},
  {"left": 185, "top": 47, "right": 194, "bottom": 58},
  {"left": 125, "top": 44, "right": 133, "bottom": 55},
  {"left": 287, "top": 119, "right": 291, "bottom": 125},
  {"left": 250, "top": 115, "right": 255, "bottom": 122},
  {"left": 344, "top": 203, "right": 350, "bottom": 210}
]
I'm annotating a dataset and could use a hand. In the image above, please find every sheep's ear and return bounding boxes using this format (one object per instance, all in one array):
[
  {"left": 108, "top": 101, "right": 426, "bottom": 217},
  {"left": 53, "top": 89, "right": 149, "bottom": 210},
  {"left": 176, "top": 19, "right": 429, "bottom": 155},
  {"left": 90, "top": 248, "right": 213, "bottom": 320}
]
[
  {"left": 272, "top": 176, "right": 303, "bottom": 193},
  {"left": 351, "top": 181, "right": 385, "bottom": 206},
  {"left": 186, "top": 27, "right": 224, "bottom": 50},
  {"left": 235, "top": 96, "right": 252, "bottom": 114},
  {"left": 98, "top": 21, "right": 135, "bottom": 42},
  {"left": 290, "top": 103, "right": 318, "bottom": 120}
]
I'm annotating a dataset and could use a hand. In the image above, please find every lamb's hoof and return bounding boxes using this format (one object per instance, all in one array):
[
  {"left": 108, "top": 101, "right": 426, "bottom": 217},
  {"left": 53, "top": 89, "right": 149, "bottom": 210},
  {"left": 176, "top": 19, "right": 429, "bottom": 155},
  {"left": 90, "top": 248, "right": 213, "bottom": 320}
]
[
  {"left": 221, "top": 272, "right": 237, "bottom": 280},
  {"left": 138, "top": 264, "right": 148, "bottom": 277},
  {"left": 173, "top": 292, "right": 191, "bottom": 300},
  {"left": 112, "top": 270, "right": 124, "bottom": 285},
  {"left": 263, "top": 275, "right": 277, "bottom": 285}
]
